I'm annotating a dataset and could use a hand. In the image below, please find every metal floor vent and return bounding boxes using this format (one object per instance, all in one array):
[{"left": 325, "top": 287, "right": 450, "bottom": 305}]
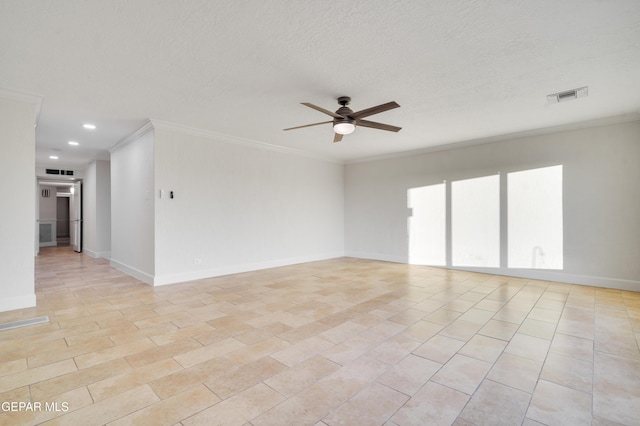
[{"left": 0, "top": 316, "right": 50, "bottom": 331}]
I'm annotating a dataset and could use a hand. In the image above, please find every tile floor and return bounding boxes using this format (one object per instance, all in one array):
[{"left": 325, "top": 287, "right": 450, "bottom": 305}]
[{"left": 1, "top": 246, "right": 639, "bottom": 425}]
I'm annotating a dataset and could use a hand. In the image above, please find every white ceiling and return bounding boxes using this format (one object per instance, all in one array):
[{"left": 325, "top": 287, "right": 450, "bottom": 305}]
[{"left": 1, "top": 1, "right": 639, "bottom": 168}]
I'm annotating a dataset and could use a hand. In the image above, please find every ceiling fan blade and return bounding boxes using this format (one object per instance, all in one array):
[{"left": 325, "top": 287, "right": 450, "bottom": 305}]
[
  {"left": 283, "top": 121, "right": 332, "bottom": 131},
  {"left": 333, "top": 133, "right": 343, "bottom": 143},
  {"left": 350, "top": 101, "right": 400, "bottom": 119},
  {"left": 301, "top": 103, "right": 343, "bottom": 118},
  {"left": 356, "top": 119, "right": 402, "bottom": 133}
]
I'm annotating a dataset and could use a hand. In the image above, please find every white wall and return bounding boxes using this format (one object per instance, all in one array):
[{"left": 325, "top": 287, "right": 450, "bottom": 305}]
[
  {"left": 0, "top": 93, "right": 39, "bottom": 312},
  {"left": 110, "top": 128, "right": 155, "bottom": 283},
  {"left": 345, "top": 120, "right": 640, "bottom": 291},
  {"left": 152, "top": 124, "right": 344, "bottom": 285},
  {"left": 37, "top": 184, "right": 58, "bottom": 247},
  {"left": 38, "top": 185, "right": 57, "bottom": 220},
  {"left": 83, "top": 160, "right": 111, "bottom": 258}
]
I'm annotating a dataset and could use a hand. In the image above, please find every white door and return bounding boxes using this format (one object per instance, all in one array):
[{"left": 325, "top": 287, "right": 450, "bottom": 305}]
[{"left": 69, "top": 181, "right": 82, "bottom": 252}]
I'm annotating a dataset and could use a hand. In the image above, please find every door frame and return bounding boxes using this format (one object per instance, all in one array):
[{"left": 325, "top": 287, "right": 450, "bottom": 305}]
[{"left": 36, "top": 178, "right": 82, "bottom": 253}]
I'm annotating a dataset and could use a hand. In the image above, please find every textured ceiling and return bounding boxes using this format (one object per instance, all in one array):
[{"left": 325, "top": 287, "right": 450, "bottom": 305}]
[{"left": 1, "top": 0, "right": 639, "bottom": 168}]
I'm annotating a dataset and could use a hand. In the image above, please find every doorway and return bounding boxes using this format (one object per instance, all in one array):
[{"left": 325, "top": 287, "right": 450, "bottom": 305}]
[
  {"left": 56, "top": 196, "right": 70, "bottom": 246},
  {"left": 37, "top": 179, "right": 82, "bottom": 253}
]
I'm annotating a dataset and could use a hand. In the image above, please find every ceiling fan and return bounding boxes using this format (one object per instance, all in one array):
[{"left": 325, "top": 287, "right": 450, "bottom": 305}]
[{"left": 284, "top": 96, "right": 401, "bottom": 142}]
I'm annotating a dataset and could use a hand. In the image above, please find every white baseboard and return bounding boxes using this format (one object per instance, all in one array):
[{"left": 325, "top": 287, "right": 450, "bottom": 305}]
[
  {"left": 109, "top": 251, "right": 638, "bottom": 292},
  {"left": 152, "top": 252, "right": 345, "bottom": 286},
  {"left": 345, "top": 251, "right": 407, "bottom": 264},
  {"left": 0, "top": 294, "right": 36, "bottom": 313},
  {"left": 109, "top": 259, "right": 154, "bottom": 285},
  {"left": 84, "top": 249, "right": 111, "bottom": 260},
  {"left": 346, "top": 253, "right": 640, "bottom": 292},
  {"left": 451, "top": 267, "right": 640, "bottom": 292}
]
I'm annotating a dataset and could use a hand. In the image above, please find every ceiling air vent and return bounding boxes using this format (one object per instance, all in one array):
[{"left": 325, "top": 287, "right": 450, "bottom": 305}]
[
  {"left": 45, "top": 169, "right": 74, "bottom": 176},
  {"left": 547, "top": 86, "right": 588, "bottom": 103}
]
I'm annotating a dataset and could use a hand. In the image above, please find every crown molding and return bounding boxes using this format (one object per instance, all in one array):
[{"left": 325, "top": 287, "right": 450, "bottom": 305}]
[
  {"left": 0, "top": 87, "right": 44, "bottom": 127},
  {"left": 347, "top": 112, "right": 640, "bottom": 165},
  {"left": 108, "top": 120, "right": 154, "bottom": 153},
  {"left": 149, "top": 119, "right": 341, "bottom": 164}
]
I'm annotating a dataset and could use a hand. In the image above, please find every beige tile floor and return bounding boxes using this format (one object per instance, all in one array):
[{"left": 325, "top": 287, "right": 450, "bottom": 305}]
[{"left": 1, "top": 246, "right": 639, "bottom": 425}]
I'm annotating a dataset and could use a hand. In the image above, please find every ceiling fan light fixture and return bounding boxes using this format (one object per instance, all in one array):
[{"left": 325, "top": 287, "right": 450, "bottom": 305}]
[
  {"left": 284, "top": 97, "right": 400, "bottom": 141},
  {"left": 333, "top": 121, "right": 356, "bottom": 135}
]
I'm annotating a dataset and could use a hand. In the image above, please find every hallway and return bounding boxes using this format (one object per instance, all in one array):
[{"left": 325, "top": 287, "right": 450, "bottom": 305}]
[{"left": 0, "top": 247, "right": 639, "bottom": 425}]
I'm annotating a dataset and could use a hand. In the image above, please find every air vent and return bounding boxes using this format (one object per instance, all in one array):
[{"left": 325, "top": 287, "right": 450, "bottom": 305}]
[
  {"left": 558, "top": 91, "right": 577, "bottom": 101},
  {"left": 45, "top": 169, "right": 74, "bottom": 176},
  {"left": 0, "top": 316, "right": 50, "bottom": 331},
  {"left": 547, "top": 86, "right": 588, "bottom": 103}
]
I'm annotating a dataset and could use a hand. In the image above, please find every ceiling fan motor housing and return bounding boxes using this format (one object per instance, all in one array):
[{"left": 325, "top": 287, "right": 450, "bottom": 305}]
[
  {"left": 334, "top": 98, "right": 356, "bottom": 129},
  {"left": 335, "top": 106, "right": 355, "bottom": 121},
  {"left": 334, "top": 98, "right": 356, "bottom": 135}
]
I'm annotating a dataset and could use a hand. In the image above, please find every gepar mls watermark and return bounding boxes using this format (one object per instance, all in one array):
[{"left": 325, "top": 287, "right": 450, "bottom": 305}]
[{"left": 2, "top": 401, "right": 69, "bottom": 412}]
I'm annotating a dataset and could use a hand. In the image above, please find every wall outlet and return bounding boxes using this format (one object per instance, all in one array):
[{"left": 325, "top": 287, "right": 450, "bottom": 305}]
[{"left": 193, "top": 258, "right": 202, "bottom": 265}]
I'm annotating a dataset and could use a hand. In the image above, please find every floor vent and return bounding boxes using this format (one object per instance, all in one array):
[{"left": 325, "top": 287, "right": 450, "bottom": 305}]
[{"left": 0, "top": 316, "right": 50, "bottom": 332}]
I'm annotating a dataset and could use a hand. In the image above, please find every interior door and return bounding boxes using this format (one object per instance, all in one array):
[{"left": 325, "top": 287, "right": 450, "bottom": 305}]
[{"left": 69, "top": 181, "right": 82, "bottom": 252}]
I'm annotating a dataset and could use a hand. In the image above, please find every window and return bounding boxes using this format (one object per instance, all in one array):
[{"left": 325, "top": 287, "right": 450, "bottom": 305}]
[
  {"left": 407, "top": 166, "right": 563, "bottom": 272},
  {"left": 452, "top": 175, "right": 500, "bottom": 267},
  {"left": 508, "top": 165, "right": 563, "bottom": 269},
  {"left": 408, "top": 183, "right": 446, "bottom": 265}
]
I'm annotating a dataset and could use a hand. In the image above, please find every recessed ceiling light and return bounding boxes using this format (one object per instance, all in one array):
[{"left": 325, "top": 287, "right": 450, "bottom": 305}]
[
  {"left": 49, "top": 155, "right": 59, "bottom": 160},
  {"left": 68, "top": 141, "right": 79, "bottom": 146},
  {"left": 83, "top": 123, "right": 96, "bottom": 130}
]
